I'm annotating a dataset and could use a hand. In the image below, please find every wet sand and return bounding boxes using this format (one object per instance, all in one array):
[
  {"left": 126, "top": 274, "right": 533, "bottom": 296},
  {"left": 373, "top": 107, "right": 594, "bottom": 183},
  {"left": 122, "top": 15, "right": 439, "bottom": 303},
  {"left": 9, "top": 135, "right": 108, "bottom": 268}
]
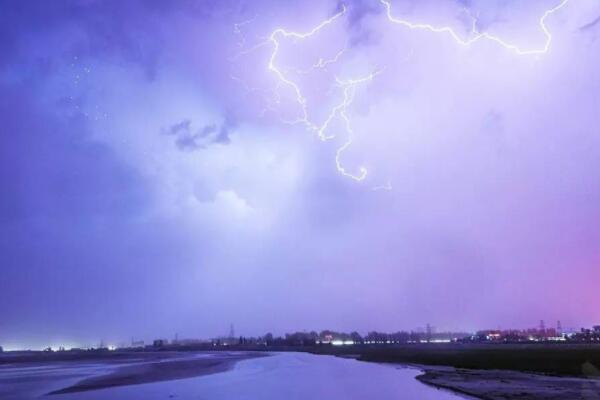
[
  {"left": 47, "top": 352, "right": 266, "bottom": 395},
  {"left": 417, "top": 367, "right": 600, "bottom": 400}
]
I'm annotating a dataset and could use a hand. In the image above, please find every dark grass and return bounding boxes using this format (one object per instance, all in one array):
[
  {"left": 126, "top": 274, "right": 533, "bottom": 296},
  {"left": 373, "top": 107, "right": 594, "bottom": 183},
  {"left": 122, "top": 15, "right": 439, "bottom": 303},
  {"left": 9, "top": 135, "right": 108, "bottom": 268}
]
[{"left": 309, "top": 344, "right": 600, "bottom": 377}]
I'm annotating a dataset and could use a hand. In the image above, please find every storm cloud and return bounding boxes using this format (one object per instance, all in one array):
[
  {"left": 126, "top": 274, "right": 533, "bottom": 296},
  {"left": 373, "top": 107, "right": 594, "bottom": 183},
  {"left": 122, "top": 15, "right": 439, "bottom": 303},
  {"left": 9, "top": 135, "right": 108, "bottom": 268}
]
[{"left": 1, "top": 0, "right": 600, "bottom": 349}]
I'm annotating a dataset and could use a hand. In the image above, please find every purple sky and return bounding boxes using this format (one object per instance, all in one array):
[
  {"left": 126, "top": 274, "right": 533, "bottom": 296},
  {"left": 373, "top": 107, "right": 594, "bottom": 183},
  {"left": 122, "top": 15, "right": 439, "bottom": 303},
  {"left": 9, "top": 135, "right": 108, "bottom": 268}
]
[{"left": 1, "top": 0, "right": 599, "bottom": 350}]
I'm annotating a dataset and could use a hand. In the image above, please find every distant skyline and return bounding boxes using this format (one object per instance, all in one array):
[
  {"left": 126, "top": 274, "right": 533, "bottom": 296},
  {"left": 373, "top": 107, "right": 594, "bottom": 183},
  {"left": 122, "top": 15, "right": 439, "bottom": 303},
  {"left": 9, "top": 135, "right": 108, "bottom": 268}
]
[
  {"left": 2, "top": 320, "right": 593, "bottom": 352},
  {"left": 1, "top": 0, "right": 600, "bottom": 350}
]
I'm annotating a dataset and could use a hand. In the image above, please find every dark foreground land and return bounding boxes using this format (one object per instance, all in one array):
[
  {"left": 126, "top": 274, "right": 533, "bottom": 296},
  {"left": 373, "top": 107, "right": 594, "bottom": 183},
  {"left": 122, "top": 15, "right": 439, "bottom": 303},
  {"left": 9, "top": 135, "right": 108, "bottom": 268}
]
[
  {"left": 2, "top": 344, "right": 600, "bottom": 399},
  {"left": 312, "top": 343, "right": 600, "bottom": 377},
  {"left": 311, "top": 344, "right": 600, "bottom": 399}
]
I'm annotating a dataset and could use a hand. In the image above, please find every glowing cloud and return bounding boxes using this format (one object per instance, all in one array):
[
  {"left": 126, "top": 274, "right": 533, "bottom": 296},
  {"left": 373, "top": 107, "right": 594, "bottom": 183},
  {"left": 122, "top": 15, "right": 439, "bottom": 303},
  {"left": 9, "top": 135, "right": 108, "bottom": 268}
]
[{"left": 256, "top": 0, "right": 573, "bottom": 188}]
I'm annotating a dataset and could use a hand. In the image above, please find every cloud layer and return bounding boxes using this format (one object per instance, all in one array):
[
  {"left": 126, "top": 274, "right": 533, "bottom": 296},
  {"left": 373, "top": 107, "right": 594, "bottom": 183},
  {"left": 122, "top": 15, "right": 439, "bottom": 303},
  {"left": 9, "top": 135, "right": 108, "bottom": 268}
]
[{"left": 1, "top": 0, "right": 599, "bottom": 348}]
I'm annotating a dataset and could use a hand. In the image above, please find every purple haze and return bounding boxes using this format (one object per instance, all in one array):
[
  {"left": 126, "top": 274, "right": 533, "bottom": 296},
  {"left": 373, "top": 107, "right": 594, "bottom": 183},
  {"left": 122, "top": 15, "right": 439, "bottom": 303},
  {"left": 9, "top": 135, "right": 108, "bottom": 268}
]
[{"left": 1, "top": 0, "right": 599, "bottom": 349}]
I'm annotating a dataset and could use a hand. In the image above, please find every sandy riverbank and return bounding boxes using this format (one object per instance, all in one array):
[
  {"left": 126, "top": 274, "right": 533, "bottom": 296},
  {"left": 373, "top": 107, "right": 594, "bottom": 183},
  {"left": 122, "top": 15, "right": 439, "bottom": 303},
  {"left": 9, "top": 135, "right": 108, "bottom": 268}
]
[
  {"left": 417, "top": 366, "right": 600, "bottom": 400},
  {"left": 47, "top": 352, "right": 266, "bottom": 395}
]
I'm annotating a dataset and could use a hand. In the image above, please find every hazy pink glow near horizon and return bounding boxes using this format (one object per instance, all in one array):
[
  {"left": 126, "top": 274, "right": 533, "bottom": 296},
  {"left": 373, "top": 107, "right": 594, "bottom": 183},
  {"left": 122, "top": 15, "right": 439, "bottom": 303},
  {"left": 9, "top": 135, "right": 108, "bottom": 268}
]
[{"left": 1, "top": 0, "right": 599, "bottom": 349}]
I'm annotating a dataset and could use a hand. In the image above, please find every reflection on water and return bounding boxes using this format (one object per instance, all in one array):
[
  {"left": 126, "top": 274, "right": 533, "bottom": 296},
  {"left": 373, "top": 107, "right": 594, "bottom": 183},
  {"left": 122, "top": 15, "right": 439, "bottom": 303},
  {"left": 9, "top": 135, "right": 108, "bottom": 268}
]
[{"left": 1, "top": 352, "right": 461, "bottom": 399}]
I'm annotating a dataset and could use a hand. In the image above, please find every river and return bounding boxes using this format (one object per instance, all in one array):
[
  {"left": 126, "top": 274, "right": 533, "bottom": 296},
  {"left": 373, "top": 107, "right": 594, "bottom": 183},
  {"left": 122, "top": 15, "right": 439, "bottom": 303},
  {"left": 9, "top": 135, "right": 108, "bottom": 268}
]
[{"left": 1, "top": 352, "right": 464, "bottom": 399}]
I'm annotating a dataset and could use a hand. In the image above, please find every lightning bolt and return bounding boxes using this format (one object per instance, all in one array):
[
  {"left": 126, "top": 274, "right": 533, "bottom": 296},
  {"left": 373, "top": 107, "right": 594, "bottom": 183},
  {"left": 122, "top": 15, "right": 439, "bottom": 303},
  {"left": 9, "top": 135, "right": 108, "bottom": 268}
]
[
  {"left": 267, "top": 6, "right": 348, "bottom": 133},
  {"left": 381, "top": 0, "right": 571, "bottom": 56},
  {"left": 233, "top": 16, "right": 257, "bottom": 48},
  {"left": 266, "top": 5, "right": 379, "bottom": 181},
  {"left": 250, "top": 0, "right": 572, "bottom": 187},
  {"left": 334, "top": 71, "right": 383, "bottom": 181},
  {"left": 293, "top": 45, "right": 347, "bottom": 75}
]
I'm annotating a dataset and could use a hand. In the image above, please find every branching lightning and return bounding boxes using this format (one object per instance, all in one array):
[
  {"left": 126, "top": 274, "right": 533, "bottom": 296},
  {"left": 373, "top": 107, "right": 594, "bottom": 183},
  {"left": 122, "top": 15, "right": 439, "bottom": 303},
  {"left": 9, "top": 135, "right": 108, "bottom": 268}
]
[
  {"left": 265, "top": 5, "right": 381, "bottom": 181},
  {"left": 381, "top": 0, "right": 571, "bottom": 56},
  {"left": 236, "top": 0, "right": 572, "bottom": 189},
  {"left": 234, "top": 15, "right": 258, "bottom": 48},
  {"left": 292, "top": 45, "right": 348, "bottom": 75},
  {"left": 334, "top": 71, "right": 382, "bottom": 181},
  {"left": 266, "top": 6, "right": 349, "bottom": 135}
]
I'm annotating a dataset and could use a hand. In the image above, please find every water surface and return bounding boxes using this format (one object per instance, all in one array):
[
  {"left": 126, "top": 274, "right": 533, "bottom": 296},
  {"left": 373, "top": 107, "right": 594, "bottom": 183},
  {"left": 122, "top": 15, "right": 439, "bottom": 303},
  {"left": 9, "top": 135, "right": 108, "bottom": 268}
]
[
  {"left": 54, "top": 353, "right": 458, "bottom": 400},
  {"left": 2, "top": 352, "right": 463, "bottom": 399}
]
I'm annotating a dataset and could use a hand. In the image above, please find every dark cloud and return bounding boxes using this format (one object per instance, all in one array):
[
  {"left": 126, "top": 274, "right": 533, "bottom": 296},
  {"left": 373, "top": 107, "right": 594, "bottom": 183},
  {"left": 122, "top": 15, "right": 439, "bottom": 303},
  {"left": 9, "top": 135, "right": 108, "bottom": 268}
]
[
  {"left": 175, "top": 126, "right": 213, "bottom": 151},
  {"left": 346, "top": 0, "right": 380, "bottom": 27},
  {"left": 214, "top": 115, "right": 238, "bottom": 145},
  {"left": 341, "top": 0, "right": 382, "bottom": 47},
  {"left": 165, "top": 119, "right": 191, "bottom": 136},
  {"left": 165, "top": 119, "right": 234, "bottom": 151}
]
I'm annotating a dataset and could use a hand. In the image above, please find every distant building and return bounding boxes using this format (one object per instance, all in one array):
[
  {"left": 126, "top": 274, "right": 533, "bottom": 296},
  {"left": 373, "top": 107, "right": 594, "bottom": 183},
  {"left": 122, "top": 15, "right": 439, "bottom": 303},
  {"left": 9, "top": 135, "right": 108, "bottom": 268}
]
[
  {"left": 0, "top": 346, "right": 3, "bottom": 352},
  {"left": 593, "top": 326, "right": 600, "bottom": 333},
  {"left": 153, "top": 339, "right": 168, "bottom": 348}
]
